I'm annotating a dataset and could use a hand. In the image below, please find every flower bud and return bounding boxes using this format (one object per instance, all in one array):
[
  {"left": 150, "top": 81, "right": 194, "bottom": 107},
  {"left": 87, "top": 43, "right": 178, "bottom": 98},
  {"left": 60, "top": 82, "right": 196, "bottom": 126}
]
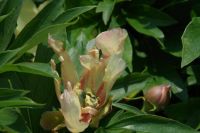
[
  {"left": 40, "top": 111, "right": 64, "bottom": 130},
  {"left": 144, "top": 84, "right": 171, "bottom": 109}
]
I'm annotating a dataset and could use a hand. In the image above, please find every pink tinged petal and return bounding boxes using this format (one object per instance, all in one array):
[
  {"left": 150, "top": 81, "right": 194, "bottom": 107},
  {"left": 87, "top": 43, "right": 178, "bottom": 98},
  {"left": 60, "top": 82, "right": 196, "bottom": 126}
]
[
  {"left": 103, "top": 55, "right": 126, "bottom": 92},
  {"left": 95, "top": 28, "right": 128, "bottom": 57},
  {"left": 81, "top": 113, "right": 92, "bottom": 123},
  {"left": 80, "top": 70, "right": 90, "bottom": 90},
  {"left": 48, "top": 35, "right": 78, "bottom": 87},
  {"left": 59, "top": 82, "right": 88, "bottom": 132},
  {"left": 81, "top": 107, "right": 98, "bottom": 123},
  {"left": 96, "top": 83, "right": 106, "bottom": 107},
  {"left": 79, "top": 55, "right": 106, "bottom": 92}
]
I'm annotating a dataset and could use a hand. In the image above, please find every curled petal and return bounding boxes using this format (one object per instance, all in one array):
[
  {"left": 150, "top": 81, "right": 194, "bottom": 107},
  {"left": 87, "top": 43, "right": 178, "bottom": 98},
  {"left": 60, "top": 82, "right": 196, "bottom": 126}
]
[
  {"left": 103, "top": 55, "right": 126, "bottom": 92},
  {"left": 59, "top": 82, "right": 89, "bottom": 132},
  {"left": 88, "top": 49, "right": 99, "bottom": 59},
  {"left": 96, "top": 28, "right": 128, "bottom": 57},
  {"left": 48, "top": 35, "right": 78, "bottom": 87}
]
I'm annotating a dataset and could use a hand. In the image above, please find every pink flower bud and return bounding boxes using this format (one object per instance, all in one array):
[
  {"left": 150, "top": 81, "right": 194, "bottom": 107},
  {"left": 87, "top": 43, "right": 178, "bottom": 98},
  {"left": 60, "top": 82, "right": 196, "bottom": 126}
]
[{"left": 144, "top": 84, "right": 171, "bottom": 109}]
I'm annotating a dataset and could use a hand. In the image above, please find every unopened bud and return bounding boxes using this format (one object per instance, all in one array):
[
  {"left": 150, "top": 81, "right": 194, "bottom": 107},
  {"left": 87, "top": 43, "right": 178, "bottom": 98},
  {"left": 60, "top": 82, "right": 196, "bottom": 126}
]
[
  {"left": 144, "top": 84, "right": 171, "bottom": 109},
  {"left": 40, "top": 111, "right": 64, "bottom": 130}
]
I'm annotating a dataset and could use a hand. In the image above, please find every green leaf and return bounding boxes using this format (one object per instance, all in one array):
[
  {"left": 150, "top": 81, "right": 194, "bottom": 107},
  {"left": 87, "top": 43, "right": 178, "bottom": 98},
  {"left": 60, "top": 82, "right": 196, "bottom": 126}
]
[
  {"left": 123, "top": 35, "right": 133, "bottom": 72},
  {"left": 16, "top": 0, "right": 38, "bottom": 33},
  {"left": 0, "top": 88, "right": 29, "bottom": 100},
  {"left": 16, "top": 44, "right": 58, "bottom": 132},
  {"left": 111, "top": 73, "right": 150, "bottom": 101},
  {"left": 95, "top": 127, "right": 107, "bottom": 133},
  {"left": 0, "top": 0, "right": 23, "bottom": 52},
  {"left": 0, "top": 108, "right": 18, "bottom": 126},
  {"left": 0, "top": 63, "right": 58, "bottom": 78},
  {"left": 130, "top": 4, "right": 177, "bottom": 27},
  {"left": 54, "top": 5, "right": 96, "bottom": 24},
  {"left": 0, "top": 97, "right": 43, "bottom": 108},
  {"left": 0, "top": 49, "right": 19, "bottom": 66},
  {"left": 0, "top": 12, "right": 11, "bottom": 23},
  {"left": 112, "top": 102, "right": 144, "bottom": 115},
  {"left": 181, "top": 17, "right": 200, "bottom": 67},
  {"left": 96, "top": 0, "right": 115, "bottom": 25},
  {"left": 106, "top": 110, "right": 135, "bottom": 127},
  {"left": 3, "top": 5, "right": 96, "bottom": 65},
  {"left": 127, "top": 18, "right": 164, "bottom": 39},
  {"left": 186, "top": 65, "right": 200, "bottom": 86},
  {"left": 8, "top": 0, "right": 65, "bottom": 50},
  {"left": 164, "top": 98, "right": 200, "bottom": 129},
  {"left": 108, "top": 114, "right": 198, "bottom": 133}
]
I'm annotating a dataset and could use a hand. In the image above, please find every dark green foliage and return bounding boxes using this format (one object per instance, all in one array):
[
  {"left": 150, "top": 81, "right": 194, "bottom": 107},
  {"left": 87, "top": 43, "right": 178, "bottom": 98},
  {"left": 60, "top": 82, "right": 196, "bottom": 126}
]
[{"left": 0, "top": 0, "right": 200, "bottom": 133}]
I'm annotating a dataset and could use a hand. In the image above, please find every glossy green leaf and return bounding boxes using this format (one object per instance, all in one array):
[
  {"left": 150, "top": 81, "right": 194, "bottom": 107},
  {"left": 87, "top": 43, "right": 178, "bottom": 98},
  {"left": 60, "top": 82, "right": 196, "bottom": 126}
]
[
  {"left": 16, "top": 0, "right": 38, "bottom": 33},
  {"left": 0, "top": 63, "right": 58, "bottom": 78},
  {"left": 108, "top": 114, "right": 198, "bottom": 133},
  {"left": 96, "top": 0, "right": 115, "bottom": 25},
  {"left": 0, "top": 108, "right": 18, "bottom": 126},
  {"left": 127, "top": 18, "right": 164, "bottom": 39},
  {"left": 112, "top": 102, "right": 144, "bottom": 115},
  {"left": 54, "top": 5, "right": 96, "bottom": 24},
  {"left": 0, "top": 0, "right": 23, "bottom": 52},
  {"left": 3, "top": 5, "right": 96, "bottom": 65},
  {"left": 8, "top": 0, "right": 65, "bottom": 50},
  {"left": 181, "top": 17, "right": 200, "bottom": 67},
  {"left": 0, "top": 97, "right": 43, "bottom": 108},
  {"left": 0, "top": 88, "right": 29, "bottom": 100}
]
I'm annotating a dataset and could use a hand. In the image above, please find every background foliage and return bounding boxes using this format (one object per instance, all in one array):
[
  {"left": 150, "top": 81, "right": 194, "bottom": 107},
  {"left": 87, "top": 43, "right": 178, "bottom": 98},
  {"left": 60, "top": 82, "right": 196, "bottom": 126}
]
[{"left": 0, "top": 0, "right": 200, "bottom": 132}]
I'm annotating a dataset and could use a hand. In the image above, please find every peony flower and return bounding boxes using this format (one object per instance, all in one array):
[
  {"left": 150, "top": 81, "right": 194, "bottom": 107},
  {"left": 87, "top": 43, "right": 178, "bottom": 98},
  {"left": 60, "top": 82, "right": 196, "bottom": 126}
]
[{"left": 40, "top": 28, "right": 127, "bottom": 132}]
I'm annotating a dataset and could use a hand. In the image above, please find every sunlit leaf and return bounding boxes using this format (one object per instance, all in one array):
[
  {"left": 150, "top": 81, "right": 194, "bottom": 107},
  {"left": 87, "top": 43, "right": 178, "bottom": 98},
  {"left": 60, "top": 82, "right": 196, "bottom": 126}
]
[
  {"left": 0, "top": 63, "right": 58, "bottom": 78},
  {"left": 0, "top": 88, "right": 29, "bottom": 100},
  {"left": 181, "top": 17, "right": 200, "bottom": 67},
  {"left": 127, "top": 18, "right": 164, "bottom": 39},
  {"left": 107, "top": 115, "right": 198, "bottom": 133},
  {"left": 0, "top": 97, "right": 43, "bottom": 108},
  {"left": 96, "top": 0, "right": 115, "bottom": 25}
]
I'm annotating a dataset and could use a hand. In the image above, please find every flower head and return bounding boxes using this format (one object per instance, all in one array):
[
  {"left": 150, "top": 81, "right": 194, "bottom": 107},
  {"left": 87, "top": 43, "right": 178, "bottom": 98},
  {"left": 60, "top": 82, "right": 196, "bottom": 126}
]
[
  {"left": 41, "top": 28, "right": 127, "bottom": 132},
  {"left": 144, "top": 84, "right": 171, "bottom": 109}
]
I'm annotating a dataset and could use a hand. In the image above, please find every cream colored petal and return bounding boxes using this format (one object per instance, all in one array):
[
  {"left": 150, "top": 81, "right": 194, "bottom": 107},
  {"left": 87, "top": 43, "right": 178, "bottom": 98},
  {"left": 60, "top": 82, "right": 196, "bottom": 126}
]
[
  {"left": 103, "top": 55, "right": 126, "bottom": 91},
  {"left": 50, "top": 59, "right": 61, "bottom": 100},
  {"left": 79, "top": 60, "right": 106, "bottom": 93},
  {"left": 48, "top": 35, "right": 78, "bottom": 87},
  {"left": 96, "top": 28, "right": 128, "bottom": 57},
  {"left": 80, "top": 55, "right": 97, "bottom": 70},
  {"left": 59, "top": 82, "right": 89, "bottom": 132}
]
